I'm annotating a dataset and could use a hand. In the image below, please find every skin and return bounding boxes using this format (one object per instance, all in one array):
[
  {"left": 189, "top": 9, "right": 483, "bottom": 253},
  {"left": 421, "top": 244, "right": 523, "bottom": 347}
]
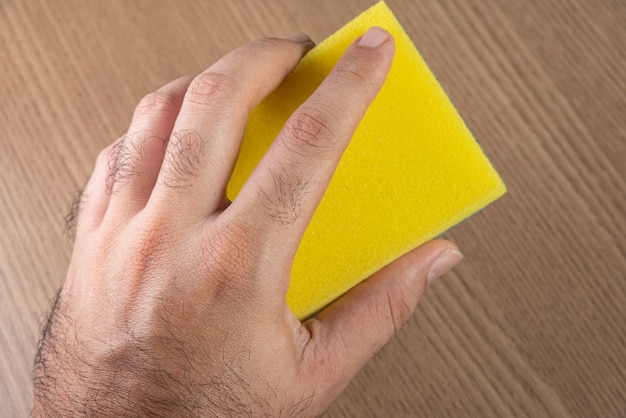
[{"left": 32, "top": 27, "right": 462, "bottom": 417}]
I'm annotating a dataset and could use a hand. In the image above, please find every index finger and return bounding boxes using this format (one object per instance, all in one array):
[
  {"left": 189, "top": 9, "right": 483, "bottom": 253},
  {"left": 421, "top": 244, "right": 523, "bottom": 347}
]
[{"left": 227, "top": 27, "right": 394, "bottom": 270}]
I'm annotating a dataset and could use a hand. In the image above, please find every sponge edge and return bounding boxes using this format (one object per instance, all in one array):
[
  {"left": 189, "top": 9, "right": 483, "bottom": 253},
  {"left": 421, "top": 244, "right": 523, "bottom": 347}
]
[{"left": 228, "top": 1, "right": 507, "bottom": 319}]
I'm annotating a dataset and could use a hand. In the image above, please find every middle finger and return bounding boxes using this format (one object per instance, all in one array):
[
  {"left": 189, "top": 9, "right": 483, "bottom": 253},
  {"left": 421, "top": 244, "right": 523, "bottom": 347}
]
[{"left": 149, "top": 36, "right": 314, "bottom": 220}]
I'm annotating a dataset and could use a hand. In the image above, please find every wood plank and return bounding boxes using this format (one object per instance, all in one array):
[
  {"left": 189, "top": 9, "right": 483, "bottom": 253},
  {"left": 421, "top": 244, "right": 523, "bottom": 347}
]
[{"left": 1, "top": 0, "right": 624, "bottom": 416}]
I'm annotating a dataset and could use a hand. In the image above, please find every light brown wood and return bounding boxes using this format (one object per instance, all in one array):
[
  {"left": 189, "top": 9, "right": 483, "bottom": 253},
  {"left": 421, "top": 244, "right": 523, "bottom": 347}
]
[{"left": 1, "top": 0, "right": 624, "bottom": 416}]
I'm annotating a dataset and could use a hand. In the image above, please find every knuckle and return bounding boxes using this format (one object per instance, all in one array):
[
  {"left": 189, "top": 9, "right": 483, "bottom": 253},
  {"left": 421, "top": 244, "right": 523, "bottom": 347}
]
[
  {"left": 249, "top": 37, "right": 283, "bottom": 52},
  {"left": 381, "top": 286, "right": 415, "bottom": 334},
  {"left": 259, "top": 165, "right": 312, "bottom": 226},
  {"left": 161, "top": 130, "right": 205, "bottom": 188},
  {"left": 187, "top": 71, "right": 242, "bottom": 105},
  {"left": 102, "top": 132, "right": 163, "bottom": 193},
  {"left": 364, "top": 280, "right": 417, "bottom": 347},
  {"left": 332, "top": 59, "right": 370, "bottom": 85},
  {"left": 134, "top": 90, "right": 180, "bottom": 118},
  {"left": 333, "top": 52, "right": 389, "bottom": 88},
  {"left": 281, "top": 107, "right": 336, "bottom": 159},
  {"left": 105, "top": 135, "right": 147, "bottom": 192}
]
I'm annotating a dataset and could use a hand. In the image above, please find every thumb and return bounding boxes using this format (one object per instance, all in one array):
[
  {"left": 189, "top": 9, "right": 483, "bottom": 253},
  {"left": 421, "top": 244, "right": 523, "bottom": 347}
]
[{"left": 304, "top": 239, "right": 462, "bottom": 395}]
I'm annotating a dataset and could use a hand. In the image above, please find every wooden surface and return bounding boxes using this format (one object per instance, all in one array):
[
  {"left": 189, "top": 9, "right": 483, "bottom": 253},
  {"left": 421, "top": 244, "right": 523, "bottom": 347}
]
[{"left": 1, "top": 0, "right": 624, "bottom": 416}]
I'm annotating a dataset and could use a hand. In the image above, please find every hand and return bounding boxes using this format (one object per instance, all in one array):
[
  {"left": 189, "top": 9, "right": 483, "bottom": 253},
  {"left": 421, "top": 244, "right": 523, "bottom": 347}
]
[{"left": 33, "top": 27, "right": 462, "bottom": 417}]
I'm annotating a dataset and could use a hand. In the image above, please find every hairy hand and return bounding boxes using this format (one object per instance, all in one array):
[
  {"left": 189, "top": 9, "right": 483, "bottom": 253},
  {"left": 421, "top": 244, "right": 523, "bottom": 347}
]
[{"left": 33, "top": 27, "right": 462, "bottom": 417}]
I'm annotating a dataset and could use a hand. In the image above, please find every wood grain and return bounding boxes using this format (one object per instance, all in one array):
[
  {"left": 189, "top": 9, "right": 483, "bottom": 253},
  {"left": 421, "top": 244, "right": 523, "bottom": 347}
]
[{"left": 1, "top": 0, "right": 624, "bottom": 416}]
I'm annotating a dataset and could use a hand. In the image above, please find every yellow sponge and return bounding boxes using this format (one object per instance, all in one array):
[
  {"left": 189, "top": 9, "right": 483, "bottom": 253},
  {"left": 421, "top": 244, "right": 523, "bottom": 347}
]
[{"left": 227, "top": 1, "right": 506, "bottom": 319}]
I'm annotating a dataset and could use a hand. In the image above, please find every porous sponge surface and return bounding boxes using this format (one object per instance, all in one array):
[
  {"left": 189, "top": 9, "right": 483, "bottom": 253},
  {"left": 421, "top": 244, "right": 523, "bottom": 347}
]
[{"left": 227, "top": 1, "right": 507, "bottom": 319}]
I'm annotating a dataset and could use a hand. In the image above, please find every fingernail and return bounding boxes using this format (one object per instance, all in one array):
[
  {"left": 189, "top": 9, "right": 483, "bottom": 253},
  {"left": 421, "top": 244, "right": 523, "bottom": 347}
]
[
  {"left": 427, "top": 250, "right": 463, "bottom": 285},
  {"left": 358, "top": 26, "right": 390, "bottom": 48},
  {"left": 287, "top": 32, "right": 312, "bottom": 43}
]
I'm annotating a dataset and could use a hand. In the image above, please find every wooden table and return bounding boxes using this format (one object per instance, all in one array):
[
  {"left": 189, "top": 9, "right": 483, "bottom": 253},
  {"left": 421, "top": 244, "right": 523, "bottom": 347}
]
[{"left": 1, "top": 1, "right": 624, "bottom": 416}]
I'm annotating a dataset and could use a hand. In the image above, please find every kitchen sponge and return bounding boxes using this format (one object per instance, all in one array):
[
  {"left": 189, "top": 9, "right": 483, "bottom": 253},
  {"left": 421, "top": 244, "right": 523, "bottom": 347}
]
[{"left": 227, "top": 1, "right": 506, "bottom": 319}]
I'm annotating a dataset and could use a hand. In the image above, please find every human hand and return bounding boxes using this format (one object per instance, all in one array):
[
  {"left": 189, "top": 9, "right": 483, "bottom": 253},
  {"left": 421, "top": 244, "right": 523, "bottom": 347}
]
[{"left": 33, "top": 27, "right": 462, "bottom": 417}]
